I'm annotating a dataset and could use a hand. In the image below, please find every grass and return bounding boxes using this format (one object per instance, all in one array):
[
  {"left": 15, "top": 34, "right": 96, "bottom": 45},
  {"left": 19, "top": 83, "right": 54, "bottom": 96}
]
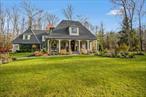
[
  {"left": 10, "top": 52, "right": 32, "bottom": 58},
  {"left": 0, "top": 55, "right": 146, "bottom": 97}
]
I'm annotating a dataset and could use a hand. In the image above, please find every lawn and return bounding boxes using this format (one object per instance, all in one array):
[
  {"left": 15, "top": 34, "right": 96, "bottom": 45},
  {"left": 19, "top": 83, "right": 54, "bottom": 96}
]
[
  {"left": 10, "top": 52, "right": 32, "bottom": 58},
  {"left": 0, "top": 55, "right": 146, "bottom": 97}
]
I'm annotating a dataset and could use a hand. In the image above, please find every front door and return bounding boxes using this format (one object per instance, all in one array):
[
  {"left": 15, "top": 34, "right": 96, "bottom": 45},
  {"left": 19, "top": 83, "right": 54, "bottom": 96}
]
[{"left": 71, "top": 40, "right": 75, "bottom": 51}]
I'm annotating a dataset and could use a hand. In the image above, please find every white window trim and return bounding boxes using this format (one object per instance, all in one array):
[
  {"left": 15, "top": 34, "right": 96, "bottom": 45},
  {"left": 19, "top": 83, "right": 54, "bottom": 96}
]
[
  {"left": 69, "top": 27, "right": 79, "bottom": 36},
  {"left": 23, "top": 35, "right": 26, "bottom": 40},
  {"left": 42, "top": 36, "right": 45, "bottom": 42},
  {"left": 23, "top": 35, "right": 31, "bottom": 40},
  {"left": 27, "top": 35, "right": 31, "bottom": 40}
]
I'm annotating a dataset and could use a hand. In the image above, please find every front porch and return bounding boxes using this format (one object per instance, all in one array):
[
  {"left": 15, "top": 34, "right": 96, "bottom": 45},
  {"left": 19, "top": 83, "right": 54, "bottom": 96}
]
[{"left": 47, "top": 39, "right": 97, "bottom": 55}]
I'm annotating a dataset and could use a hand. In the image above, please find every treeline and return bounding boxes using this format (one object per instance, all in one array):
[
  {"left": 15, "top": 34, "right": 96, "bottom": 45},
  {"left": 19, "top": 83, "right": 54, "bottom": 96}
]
[
  {"left": 97, "top": 0, "right": 146, "bottom": 52},
  {"left": 0, "top": 0, "right": 146, "bottom": 52}
]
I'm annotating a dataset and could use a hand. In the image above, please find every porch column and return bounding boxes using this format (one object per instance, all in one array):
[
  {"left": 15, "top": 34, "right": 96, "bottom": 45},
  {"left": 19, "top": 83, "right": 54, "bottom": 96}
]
[
  {"left": 69, "top": 40, "right": 71, "bottom": 52},
  {"left": 58, "top": 40, "right": 61, "bottom": 53},
  {"left": 87, "top": 40, "right": 90, "bottom": 51},
  {"left": 90, "top": 41, "right": 92, "bottom": 51},
  {"left": 95, "top": 40, "right": 98, "bottom": 51},
  {"left": 47, "top": 40, "right": 50, "bottom": 53},
  {"left": 78, "top": 40, "right": 81, "bottom": 53}
]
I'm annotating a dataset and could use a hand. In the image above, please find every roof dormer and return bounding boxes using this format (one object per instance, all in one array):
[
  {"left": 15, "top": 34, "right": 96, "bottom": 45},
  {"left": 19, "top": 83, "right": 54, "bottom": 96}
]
[
  {"left": 23, "top": 34, "right": 31, "bottom": 40},
  {"left": 69, "top": 26, "right": 79, "bottom": 36}
]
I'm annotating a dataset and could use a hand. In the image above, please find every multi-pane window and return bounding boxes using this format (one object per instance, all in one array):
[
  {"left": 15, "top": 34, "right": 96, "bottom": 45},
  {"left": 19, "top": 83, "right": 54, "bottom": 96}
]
[
  {"left": 23, "top": 35, "right": 31, "bottom": 40},
  {"left": 69, "top": 27, "right": 79, "bottom": 36},
  {"left": 71, "top": 27, "right": 78, "bottom": 33}
]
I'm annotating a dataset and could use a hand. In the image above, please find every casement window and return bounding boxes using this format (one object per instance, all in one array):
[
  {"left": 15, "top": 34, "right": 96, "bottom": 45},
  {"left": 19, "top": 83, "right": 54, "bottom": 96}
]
[{"left": 69, "top": 27, "right": 79, "bottom": 36}]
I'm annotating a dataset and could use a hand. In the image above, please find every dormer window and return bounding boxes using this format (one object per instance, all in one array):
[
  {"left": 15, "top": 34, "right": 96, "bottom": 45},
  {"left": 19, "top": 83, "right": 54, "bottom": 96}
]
[
  {"left": 23, "top": 35, "right": 31, "bottom": 40},
  {"left": 69, "top": 27, "right": 79, "bottom": 36},
  {"left": 27, "top": 35, "right": 31, "bottom": 40}
]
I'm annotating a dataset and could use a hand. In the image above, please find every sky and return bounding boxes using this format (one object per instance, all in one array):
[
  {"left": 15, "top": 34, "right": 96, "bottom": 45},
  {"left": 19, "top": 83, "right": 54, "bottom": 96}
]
[{"left": 1, "top": 0, "right": 144, "bottom": 32}]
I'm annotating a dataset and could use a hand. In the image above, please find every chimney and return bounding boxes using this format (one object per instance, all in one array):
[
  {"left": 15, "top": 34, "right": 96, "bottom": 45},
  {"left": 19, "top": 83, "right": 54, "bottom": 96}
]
[{"left": 46, "top": 24, "right": 54, "bottom": 34}]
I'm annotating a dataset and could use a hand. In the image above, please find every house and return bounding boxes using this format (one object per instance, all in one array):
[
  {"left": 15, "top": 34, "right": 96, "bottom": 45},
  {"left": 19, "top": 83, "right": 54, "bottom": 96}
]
[{"left": 12, "top": 20, "right": 97, "bottom": 54}]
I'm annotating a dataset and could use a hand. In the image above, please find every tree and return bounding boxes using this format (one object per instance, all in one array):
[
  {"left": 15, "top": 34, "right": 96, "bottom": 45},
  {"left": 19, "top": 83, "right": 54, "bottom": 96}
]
[
  {"left": 105, "top": 32, "right": 118, "bottom": 50},
  {"left": 22, "top": 0, "right": 43, "bottom": 28},
  {"left": 111, "top": 0, "right": 137, "bottom": 50},
  {"left": 33, "top": 11, "right": 44, "bottom": 30},
  {"left": 0, "top": 2, "right": 6, "bottom": 48},
  {"left": 63, "top": 4, "right": 73, "bottom": 20},
  {"left": 97, "top": 22, "right": 105, "bottom": 51},
  {"left": 136, "top": 0, "right": 146, "bottom": 51},
  {"left": 11, "top": 7, "right": 20, "bottom": 37},
  {"left": 45, "top": 12, "right": 59, "bottom": 26}
]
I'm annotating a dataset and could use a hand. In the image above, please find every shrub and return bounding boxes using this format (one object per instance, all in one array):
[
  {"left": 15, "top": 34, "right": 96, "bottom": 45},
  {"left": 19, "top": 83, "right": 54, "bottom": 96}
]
[
  {"left": 127, "top": 52, "right": 135, "bottom": 58},
  {"left": 12, "top": 57, "right": 17, "bottom": 61},
  {"left": 41, "top": 49, "right": 47, "bottom": 54},
  {"left": 81, "top": 48, "right": 88, "bottom": 54},
  {"left": 33, "top": 51, "right": 43, "bottom": 56},
  {"left": 115, "top": 44, "right": 129, "bottom": 53},
  {"left": 0, "top": 53, "right": 12, "bottom": 64},
  {"left": 60, "top": 49, "right": 68, "bottom": 55},
  {"left": 135, "top": 52, "right": 145, "bottom": 55},
  {"left": 0, "top": 47, "right": 10, "bottom": 53}
]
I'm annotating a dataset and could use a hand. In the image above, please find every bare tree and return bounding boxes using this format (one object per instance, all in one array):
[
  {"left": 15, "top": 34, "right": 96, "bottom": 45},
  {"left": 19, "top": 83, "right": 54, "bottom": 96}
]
[
  {"left": 22, "top": 0, "right": 43, "bottom": 28},
  {"left": 136, "top": 0, "right": 146, "bottom": 51},
  {"left": 0, "top": 2, "right": 5, "bottom": 35},
  {"left": 33, "top": 11, "right": 44, "bottom": 30},
  {"left": 63, "top": 4, "right": 73, "bottom": 20},
  {"left": 0, "top": 2, "right": 6, "bottom": 48},
  {"left": 77, "top": 15, "right": 95, "bottom": 32},
  {"left": 11, "top": 7, "right": 20, "bottom": 37},
  {"left": 45, "top": 12, "right": 59, "bottom": 26},
  {"left": 127, "top": 0, "right": 136, "bottom": 31},
  {"left": 111, "top": 0, "right": 137, "bottom": 49},
  {"left": 77, "top": 15, "right": 88, "bottom": 25},
  {"left": 20, "top": 17, "right": 25, "bottom": 33}
]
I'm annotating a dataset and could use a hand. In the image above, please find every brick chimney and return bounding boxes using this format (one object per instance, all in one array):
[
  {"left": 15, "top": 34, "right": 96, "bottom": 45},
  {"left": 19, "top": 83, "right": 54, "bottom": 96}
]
[{"left": 46, "top": 24, "right": 54, "bottom": 33}]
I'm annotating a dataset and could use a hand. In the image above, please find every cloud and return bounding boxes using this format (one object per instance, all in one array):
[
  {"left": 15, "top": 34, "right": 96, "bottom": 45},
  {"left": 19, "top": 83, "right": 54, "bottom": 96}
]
[{"left": 107, "top": 8, "right": 123, "bottom": 16}]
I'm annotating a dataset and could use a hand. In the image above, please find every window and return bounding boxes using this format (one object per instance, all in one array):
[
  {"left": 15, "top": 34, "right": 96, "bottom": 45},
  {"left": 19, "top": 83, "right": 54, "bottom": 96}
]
[
  {"left": 27, "top": 35, "right": 31, "bottom": 40},
  {"left": 23, "top": 35, "right": 31, "bottom": 40},
  {"left": 72, "top": 27, "right": 77, "bottom": 33},
  {"left": 23, "top": 35, "right": 26, "bottom": 40},
  {"left": 69, "top": 27, "right": 79, "bottom": 36},
  {"left": 42, "top": 36, "right": 45, "bottom": 42}
]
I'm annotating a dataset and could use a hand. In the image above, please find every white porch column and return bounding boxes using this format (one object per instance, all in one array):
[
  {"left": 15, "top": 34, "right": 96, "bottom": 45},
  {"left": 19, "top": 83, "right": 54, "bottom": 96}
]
[
  {"left": 78, "top": 40, "right": 81, "bottom": 53},
  {"left": 87, "top": 40, "right": 90, "bottom": 51},
  {"left": 69, "top": 40, "right": 71, "bottom": 52},
  {"left": 47, "top": 40, "right": 50, "bottom": 53},
  {"left": 58, "top": 39, "right": 61, "bottom": 53},
  {"left": 95, "top": 40, "right": 98, "bottom": 51},
  {"left": 90, "top": 41, "right": 92, "bottom": 51}
]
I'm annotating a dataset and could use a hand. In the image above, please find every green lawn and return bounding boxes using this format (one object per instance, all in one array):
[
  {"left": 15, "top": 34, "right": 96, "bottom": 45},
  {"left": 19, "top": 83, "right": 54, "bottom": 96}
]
[
  {"left": 0, "top": 55, "right": 146, "bottom": 97},
  {"left": 10, "top": 52, "right": 32, "bottom": 58}
]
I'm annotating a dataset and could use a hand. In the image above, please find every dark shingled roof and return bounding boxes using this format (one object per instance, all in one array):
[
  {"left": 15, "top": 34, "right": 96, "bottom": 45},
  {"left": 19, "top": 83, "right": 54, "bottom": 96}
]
[
  {"left": 12, "top": 28, "right": 47, "bottom": 44},
  {"left": 47, "top": 20, "right": 96, "bottom": 40},
  {"left": 13, "top": 20, "right": 96, "bottom": 44}
]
